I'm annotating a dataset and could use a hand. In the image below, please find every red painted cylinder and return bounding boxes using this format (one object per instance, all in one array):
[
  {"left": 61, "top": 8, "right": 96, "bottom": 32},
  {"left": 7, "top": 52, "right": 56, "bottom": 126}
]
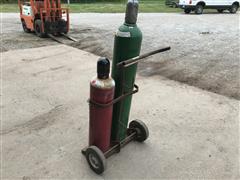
[{"left": 89, "top": 57, "right": 115, "bottom": 153}]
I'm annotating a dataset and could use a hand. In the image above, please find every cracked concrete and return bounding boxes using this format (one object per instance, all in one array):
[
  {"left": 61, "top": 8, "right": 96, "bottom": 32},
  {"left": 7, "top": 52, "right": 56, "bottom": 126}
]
[{"left": 1, "top": 45, "right": 239, "bottom": 179}]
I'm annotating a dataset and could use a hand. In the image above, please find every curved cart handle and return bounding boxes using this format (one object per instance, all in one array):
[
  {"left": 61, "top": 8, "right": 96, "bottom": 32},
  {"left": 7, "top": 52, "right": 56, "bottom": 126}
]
[
  {"left": 117, "top": 46, "right": 171, "bottom": 68},
  {"left": 88, "top": 84, "right": 139, "bottom": 108}
]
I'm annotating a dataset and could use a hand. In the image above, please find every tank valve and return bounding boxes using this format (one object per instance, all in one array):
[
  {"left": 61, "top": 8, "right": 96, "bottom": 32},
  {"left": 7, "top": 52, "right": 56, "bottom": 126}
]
[{"left": 125, "top": 0, "right": 139, "bottom": 24}]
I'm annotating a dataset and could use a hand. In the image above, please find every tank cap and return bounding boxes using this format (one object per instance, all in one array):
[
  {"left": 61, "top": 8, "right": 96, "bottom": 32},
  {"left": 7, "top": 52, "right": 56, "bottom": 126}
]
[
  {"left": 125, "top": 0, "right": 139, "bottom": 24},
  {"left": 97, "top": 57, "right": 110, "bottom": 79}
]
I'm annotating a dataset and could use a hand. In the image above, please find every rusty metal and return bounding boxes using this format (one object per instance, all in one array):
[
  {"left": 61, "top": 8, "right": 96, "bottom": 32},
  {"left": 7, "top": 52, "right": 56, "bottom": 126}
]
[
  {"left": 83, "top": 47, "right": 171, "bottom": 160},
  {"left": 117, "top": 47, "right": 171, "bottom": 68},
  {"left": 88, "top": 84, "right": 138, "bottom": 108},
  {"left": 60, "top": 33, "right": 78, "bottom": 42},
  {"left": 104, "top": 131, "right": 137, "bottom": 158},
  {"left": 47, "top": 33, "right": 78, "bottom": 44},
  {"left": 47, "top": 34, "right": 64, "bottom": 43},
  {"left": 82, "top": 130, "right": 137, "bottom": 158}
]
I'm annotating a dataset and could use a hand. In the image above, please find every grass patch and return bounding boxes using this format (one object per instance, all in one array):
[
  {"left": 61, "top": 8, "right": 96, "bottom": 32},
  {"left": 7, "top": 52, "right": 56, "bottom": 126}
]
[
  {"left": 0, "top": 2, "right": 181, "bottom": 13},
  {"left": 0, "top": 4, "right": 19, "bottom": 12}
]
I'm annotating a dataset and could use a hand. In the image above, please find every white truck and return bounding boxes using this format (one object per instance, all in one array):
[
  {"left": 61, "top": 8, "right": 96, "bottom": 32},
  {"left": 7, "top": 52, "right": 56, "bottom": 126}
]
[{"left": 179, "top": 0, "right": 239, "bottom": 14}]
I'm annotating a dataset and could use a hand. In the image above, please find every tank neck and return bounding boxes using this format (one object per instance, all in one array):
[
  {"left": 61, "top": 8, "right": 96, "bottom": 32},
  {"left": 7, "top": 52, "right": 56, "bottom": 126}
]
[
  {"left": 124, "top": 0, "right": 139, "bottom": 24},
  {"left": 124, "top": 23, "right": 137, "bottom": 27},
  {"left": 98, "top": 74, "right": 109, "bottom": 80}
]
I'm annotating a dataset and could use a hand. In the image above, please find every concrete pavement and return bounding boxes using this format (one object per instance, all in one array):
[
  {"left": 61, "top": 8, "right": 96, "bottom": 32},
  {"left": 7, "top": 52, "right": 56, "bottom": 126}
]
[{"left": 1, "top": 45, "right": 239, "bottom": 179}]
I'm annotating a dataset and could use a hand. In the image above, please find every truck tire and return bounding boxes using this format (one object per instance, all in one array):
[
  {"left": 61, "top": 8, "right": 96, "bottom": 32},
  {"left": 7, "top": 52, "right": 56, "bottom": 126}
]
[
  {"left": 229, "top": 4, "right": 238, "bottom": 13},
  {"left": 172, "top": 3, "right": 178, "bottom": 8},
  {"left": 34, "top": 19, "right": 46, "bottom": 38},
  {"left": 184, "top": 9, "right": 191, "bottom": 14},
  {"left": 217, "top": 9, "right": 224, "bottom": 13},
  {"left": 58, "top": 19, "right": 68, "bottom": 34},
  {"left": 195, "top": 4, "right": 204, "bottom": 14},
  {"left": 21, "top": 20, "right": 31, "bottom": 33}
]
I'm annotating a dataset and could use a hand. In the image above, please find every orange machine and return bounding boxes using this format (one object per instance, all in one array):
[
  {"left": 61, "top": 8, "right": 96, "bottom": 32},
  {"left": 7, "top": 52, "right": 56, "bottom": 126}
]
[{"left": 18, "top": 0, "right": 69, "bottom": 37}]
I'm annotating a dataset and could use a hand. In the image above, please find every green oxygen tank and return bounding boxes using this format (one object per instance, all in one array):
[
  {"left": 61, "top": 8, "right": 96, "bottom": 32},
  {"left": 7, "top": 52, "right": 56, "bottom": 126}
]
[{"left": 111, "top": 0, "right": 142, "bottom": 142}]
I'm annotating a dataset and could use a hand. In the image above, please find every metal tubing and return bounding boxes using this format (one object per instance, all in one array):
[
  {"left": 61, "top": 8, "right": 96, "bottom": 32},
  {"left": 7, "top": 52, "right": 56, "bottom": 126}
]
[
  {"left": 88, "top": 84, "right": 138, "bottom": 108},
  {"left": 82, "top": 131, "right": 136, "bottom": 158},
  {"left": 117, "top": 47, "right": 171, "bottom": 68},
  {"left": 104, "top": 131, "right": 136, "bottom": 158}
]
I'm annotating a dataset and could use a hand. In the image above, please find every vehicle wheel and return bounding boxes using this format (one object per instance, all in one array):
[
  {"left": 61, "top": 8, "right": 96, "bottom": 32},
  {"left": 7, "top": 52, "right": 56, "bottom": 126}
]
[
  {"left": 58, "top": 19, "right": 68, "bottom": 34},
  {"left": 172, "top": 3, "right": 178, "bottom": 8},
  {"left": 34, "top": 19, "right": 46, "bottom": 38},
  {"left": 85, "top": 146, "right": 106, "bottom": 174},
  {"left": 217, "top": 9, "right": 224, "bottom": 13},
  {"left": 129, "top": 120, "right": 149, "bottom": 142},
  {"left": 21, "top": 20, "right": 31, "bottom": 33},
  {"left": 54, "top": 33, "right": 62, "bottom": 37},
  {"left": 195, "top": 4, "right": 204, "bottom": 14},
  {"left": 229, "top": 4, "right": 238, "bottom": 13},
  {"left": 184, "top": 9, "right": 191, "bottom": 14}
]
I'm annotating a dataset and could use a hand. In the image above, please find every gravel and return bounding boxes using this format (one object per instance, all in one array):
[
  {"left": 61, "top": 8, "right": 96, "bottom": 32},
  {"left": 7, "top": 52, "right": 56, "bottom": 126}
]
[{"left": 1, "top": 12, "right": 240, "bottom": 99}]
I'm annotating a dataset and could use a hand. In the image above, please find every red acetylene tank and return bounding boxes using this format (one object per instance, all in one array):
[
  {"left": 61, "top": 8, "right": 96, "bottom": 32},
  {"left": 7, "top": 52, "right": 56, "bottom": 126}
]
[{"left": 89, "top": 57, "right": 115, "bottom": 153}]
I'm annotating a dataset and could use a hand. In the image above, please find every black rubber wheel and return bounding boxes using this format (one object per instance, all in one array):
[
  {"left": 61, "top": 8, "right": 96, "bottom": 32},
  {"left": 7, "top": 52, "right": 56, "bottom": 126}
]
[
  {"left": 229, "top": 4, "right": 238, "bottom": 13},
  {"left": 54, "top": 33, "right": 62, "bottom": 37},
  {"left": 21, "top": 20, "right": 31, "bottom": 33},
  {"left": 58, "top": 19, "right": 68, "bottom": 34},
  {"left": 129, "top": 120, "right": 149, "bottom": 142},
  {"left": 195, "top": 4, "right": 204, "bottom": 14},
  {"left": 217, "top": 9, "right": 224, "bottom": 13},
  {"left": 34, "top": 19, "right": 46, "bottom": 38},
  {"left": 85, "top": 146, "right": 106, "bottom": 174},
  {"left": 184, "top": 9, "right": 191, "bottom": 14},
  {"left": 172, "top": 3, "right": 178, "bottom": 8}
]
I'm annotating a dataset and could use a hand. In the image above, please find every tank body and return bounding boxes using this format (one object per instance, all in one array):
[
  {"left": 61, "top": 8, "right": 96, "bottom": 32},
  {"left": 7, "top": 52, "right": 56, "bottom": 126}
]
[
  {"left": 111, "top": 23, "right": 142, "bottom": 141},
  {"left": 89, "top": 58, "right": 115, "bottom": 152}
]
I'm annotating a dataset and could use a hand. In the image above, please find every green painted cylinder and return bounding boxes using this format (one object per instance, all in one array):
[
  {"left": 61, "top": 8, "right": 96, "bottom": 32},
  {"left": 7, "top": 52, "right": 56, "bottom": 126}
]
[{"left": 111, "top": 13, "right": 142, "bottom": 141}]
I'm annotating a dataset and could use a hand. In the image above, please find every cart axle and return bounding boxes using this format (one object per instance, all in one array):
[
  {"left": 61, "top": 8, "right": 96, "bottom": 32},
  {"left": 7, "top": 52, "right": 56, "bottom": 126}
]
[
  {"left": 81, "top": 129, "right": 136, "bottom": 158},
  {"left": 82, "top": 119, "right": 149, "bottom": 174}
]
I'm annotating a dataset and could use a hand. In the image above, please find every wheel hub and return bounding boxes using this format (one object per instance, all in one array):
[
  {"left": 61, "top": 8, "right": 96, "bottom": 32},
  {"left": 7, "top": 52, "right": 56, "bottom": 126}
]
[
  {"left": 36, "top": 25, "right": 40, "bottom": 33},
  {"left": 89, "top": 154, "right": 100, "bottom": 169}
]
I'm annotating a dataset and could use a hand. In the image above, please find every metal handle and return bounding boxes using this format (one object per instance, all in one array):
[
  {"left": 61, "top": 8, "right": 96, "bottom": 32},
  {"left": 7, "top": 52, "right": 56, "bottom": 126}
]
[
  {"left": 88, "top": 84, "right": 139, "bottom": 108},
  {"left": 117, "top": 46, "right": 171, "bottom": 68}
]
